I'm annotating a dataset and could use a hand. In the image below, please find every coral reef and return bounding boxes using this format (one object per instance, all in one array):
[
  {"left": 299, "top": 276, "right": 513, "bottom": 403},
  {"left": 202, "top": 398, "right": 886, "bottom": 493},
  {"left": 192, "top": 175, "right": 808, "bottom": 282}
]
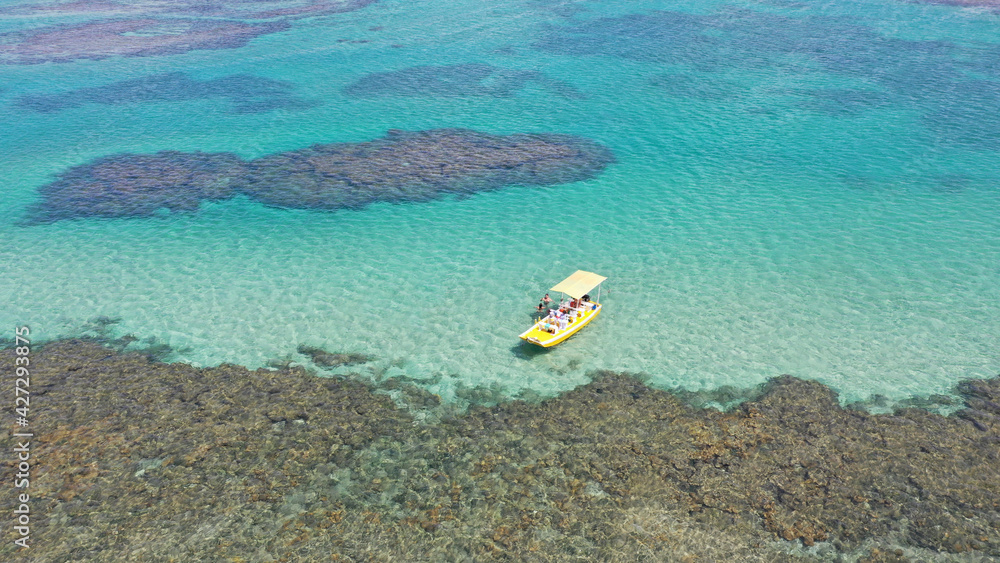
[
  {"left": 538, "top": 8, "right": 1000, "bottom": 150},
  {"left": 15, "top": 72, "right": 317, "bottom": 114},
  {"left": 297, "top": 345, "right": 375, "bottom": 367},
  {"left": 1, "top": 0, "right": 378, "bottom": 20},
  {"left": 28, "top": 151, "right": 247, "bottom": 222},
  {"left": 0, "top": 19, "right": 290, "bottom": 65},
  {"left": 0, "top": 1, "right": 377, "bottom": 65},
  {"left": 161, "top": 0, "right": 378, "bottom": 20},
  {"left": 1, "top": 339, "right": 997, "bottom": 561},
  {"left": 26, "top": 128, "right": 615, "bottom": 222},
  {"left": 240, "top": 129, "right": 614, "bottom": 210}
]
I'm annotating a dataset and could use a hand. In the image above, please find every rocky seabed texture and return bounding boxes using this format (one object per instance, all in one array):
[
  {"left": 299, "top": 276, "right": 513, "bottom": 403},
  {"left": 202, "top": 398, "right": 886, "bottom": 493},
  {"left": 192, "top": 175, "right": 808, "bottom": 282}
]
[
  {"left": 0, "top": 1, "right": 378, "bottom": 65},
  {"left": 1, "top": 339, "right": 998, "bottom": 562},
  {"left": 26, "top": 129, "right": 614, "bottom": 224}
]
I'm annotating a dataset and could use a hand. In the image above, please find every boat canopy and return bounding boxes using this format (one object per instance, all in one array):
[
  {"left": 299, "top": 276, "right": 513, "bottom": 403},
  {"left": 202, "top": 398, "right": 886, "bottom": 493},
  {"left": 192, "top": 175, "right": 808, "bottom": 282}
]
[{"left": 550, "top": 270, "right": 607, "bottom": 299}]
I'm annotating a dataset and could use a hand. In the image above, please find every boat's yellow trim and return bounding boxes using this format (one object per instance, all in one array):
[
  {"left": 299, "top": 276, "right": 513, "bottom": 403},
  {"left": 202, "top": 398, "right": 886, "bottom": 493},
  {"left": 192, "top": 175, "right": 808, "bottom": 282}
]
[{"left": 519, "top": 303, "right": 602, "bottom": 347}]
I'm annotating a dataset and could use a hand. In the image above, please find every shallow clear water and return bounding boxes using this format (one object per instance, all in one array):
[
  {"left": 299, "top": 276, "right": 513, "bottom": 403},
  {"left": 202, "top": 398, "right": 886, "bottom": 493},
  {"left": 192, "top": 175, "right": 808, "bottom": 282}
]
[{"left": 2, "top": 0, "right": 999, "bottom": 403}]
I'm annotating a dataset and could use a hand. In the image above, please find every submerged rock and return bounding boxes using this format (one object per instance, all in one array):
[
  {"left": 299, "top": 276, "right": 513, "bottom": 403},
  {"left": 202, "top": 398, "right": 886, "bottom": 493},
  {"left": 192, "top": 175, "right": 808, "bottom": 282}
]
[
  {"left": 1, "top": 341, "right": 997, "bottom": 561},
  {"left": 240, "top": 128, "right": 614, "bottom": 210},
  {"left": 0, "top": 18, "right": 291, "bottom": 66},
  {"left": 297, "top": 345, "right": 375, "bottom": 367},
  {"left": 16, "top": 72, "right": 317, "bottom": 115},
  {"left": 27, "top": 151, "right": 247, "bottom": 222},
  {"left": 0, "top": 1, "right": 379, "bottom": 65},
  {"left": 26, "top": 129, "right": 614, "bottom": 222},
  {"left": 2, "top": 0, "right": 379, "bottom": 20}
]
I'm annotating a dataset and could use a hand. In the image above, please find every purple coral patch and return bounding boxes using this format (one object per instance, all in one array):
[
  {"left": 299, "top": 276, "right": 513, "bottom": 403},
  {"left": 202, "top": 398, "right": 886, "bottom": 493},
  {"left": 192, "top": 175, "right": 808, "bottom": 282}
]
[
  {"left": 0, "top": 0, "right": 379, "bottom": 20},
  {"left": 14, "top": 72, "right": 317, "bottom": 114},
  {"left": 0, "top": 18, "right": 290, "bottom": 65},
  {"left": 0, "top": 1, "right": 379, "bottom": 65}
]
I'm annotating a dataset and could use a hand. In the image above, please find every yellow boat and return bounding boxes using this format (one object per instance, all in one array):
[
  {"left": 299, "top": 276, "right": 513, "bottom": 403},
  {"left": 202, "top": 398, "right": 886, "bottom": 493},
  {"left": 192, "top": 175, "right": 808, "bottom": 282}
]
[{"left": 519, "top": 270, "right": 607, "bottom": 348}]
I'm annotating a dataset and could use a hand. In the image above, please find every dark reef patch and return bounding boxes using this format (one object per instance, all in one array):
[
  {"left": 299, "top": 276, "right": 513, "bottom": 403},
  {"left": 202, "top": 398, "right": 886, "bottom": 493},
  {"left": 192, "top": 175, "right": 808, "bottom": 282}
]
[
  {"left": 535, "top": 8, "right": 959, "bottom": 81},
  {"left": 0, "top": 18, "right": 291, "bottom": 65},
  {"left": 26, "top": 128, "right": 614, "bottom": 222},
  {"left": 0, "top": 0, "right": 378, "bottom": 20},
  {"left": 922, "top": 79, "right": 1000, "bottom": 151},
  {"left": 240, "top": 129, "right": 613, "bottom": 210},
  {"left": 297, "top": 345, "right": 375, "bottom": 367},
  {"left": 14, "top": 72, "right": 317, "bottom": 114},
  {"left": 342, "top": 63, "right": 584, "bottom": 99},
  {"left": 161, "top": 0, "right": 379, "bottom": 20},
  {"left": 2, "top": 339, "right": 998, "bottom": 560},
  {"left": 27, "top": 151, "right": 247, "bottom": 222},
  {"left": 0, "top": 1, "right": 378, "bottom": 65},
  {"left": 534, "top": 11, "right": 723, "bottom": 68},
  {"left": 536, "top": 7, "right": 1000, "bottom": 151}
]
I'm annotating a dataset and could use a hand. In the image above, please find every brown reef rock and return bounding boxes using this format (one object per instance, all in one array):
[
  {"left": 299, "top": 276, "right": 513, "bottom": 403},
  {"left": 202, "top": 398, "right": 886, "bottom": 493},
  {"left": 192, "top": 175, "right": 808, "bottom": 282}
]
[
  {"left": 297, "top": 345, "right": 375, "bottom": 367},
  {"left": 0, "top": 1, "right": 378, "bottom": 65},
  {"left": 0, "top": 18, "right": 290, "bottom": 66},
  {"left": 29, "top": 151, "right": 247, "bottom": 222},
  {"left": 26, "top": 128, "right": 615, "bottom": 223},
  {"left": 2, "top": 0, "right": 378, "bottom": 20},
  {"left": 241, "top": 129, "right": 614, "bottom": 210},
  {"left": 1, "top": 339, "right": 997, "bottom": 561}
]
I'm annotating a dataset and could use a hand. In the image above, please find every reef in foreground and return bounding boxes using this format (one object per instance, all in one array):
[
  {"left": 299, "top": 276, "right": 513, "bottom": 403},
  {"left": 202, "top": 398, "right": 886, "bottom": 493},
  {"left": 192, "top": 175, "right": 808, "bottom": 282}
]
[
  {"left": 26, "top": 129, "right": 615, "bottom": 223},
  {"left": 1, "top": 339, "right": 998, "bottom": 561}
]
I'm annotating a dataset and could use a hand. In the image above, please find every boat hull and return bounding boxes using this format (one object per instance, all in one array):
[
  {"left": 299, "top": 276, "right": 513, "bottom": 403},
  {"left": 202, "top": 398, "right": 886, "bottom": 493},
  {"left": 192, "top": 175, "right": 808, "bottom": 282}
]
[{"left": 519, "top": 303, "right": 601, "bottom": 347}]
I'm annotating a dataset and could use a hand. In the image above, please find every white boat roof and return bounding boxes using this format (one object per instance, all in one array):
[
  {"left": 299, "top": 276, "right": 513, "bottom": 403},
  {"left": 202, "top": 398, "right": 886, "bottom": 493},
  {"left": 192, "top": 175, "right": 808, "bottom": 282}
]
[{"left": 550, "top": 270, "right": 607, "bottom": 299}]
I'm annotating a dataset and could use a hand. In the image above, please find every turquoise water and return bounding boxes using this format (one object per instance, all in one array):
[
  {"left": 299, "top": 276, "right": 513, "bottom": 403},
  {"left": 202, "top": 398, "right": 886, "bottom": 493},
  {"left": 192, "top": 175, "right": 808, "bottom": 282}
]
[{"left": 2, "top": 0, "right": 999, "bottom": 403}]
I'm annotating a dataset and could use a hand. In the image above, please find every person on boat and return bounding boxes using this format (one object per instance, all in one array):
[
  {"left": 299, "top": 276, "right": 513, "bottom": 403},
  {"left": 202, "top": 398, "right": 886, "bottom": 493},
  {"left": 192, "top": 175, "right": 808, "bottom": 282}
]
[{"left": 582, "top": 294, "right": 591, "bottom": 303}]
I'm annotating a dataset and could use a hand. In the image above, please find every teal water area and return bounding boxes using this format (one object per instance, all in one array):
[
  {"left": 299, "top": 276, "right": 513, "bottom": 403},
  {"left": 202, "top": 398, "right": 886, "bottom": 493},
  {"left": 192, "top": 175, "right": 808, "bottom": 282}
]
[{"left": 2, "top": 0, "right": 999, "bottom": 404}]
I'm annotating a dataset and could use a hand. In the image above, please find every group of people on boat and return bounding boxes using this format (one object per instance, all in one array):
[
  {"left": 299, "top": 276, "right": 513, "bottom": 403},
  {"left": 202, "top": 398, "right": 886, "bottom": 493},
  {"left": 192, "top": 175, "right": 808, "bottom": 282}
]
[
  {"left": 534, "top": 293, "right": 595, "bottom": 334},
  {"left": 521, "top": 270, "right": 607, "bottom": 347}
]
